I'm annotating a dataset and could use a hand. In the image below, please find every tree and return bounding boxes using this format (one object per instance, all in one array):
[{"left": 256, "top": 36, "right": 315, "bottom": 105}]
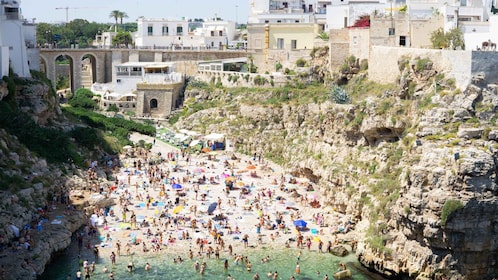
[
  {"left": 118, "top": 11, "right": 128, "bottom": 30},
  {"left": 109, "top": 10, "right": 120, "bottom": 32},
  {"left": 430, "top": 27, "right": 465, "bottom": 50},
  {"left": 430, "top": 28, "right": 448, "bottom": 49},
  {"left": 113, "top": 31, "right": 132, "bottom": 48},
  {"left": 446, "top": 28, "right": 465, "bottom": 50}
]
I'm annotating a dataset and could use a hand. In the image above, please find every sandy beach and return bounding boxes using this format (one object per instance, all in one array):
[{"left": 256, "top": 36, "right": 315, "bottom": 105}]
[{"left": 77, "top": 132, "right": 355, "bottom": 279}]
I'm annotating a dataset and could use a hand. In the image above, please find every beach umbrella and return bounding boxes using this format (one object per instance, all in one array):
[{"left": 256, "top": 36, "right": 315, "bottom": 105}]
[
  {"left": 173, "top": 205, "right": 183, "bottom": 214},
  {"left": 293, "top": 219, "right": 307, "bottom": 228},
  {"left": 207, "top": 202, "right": 218, "bottom": 214},
  {"left": 225, "top": 176, "right": 236, "bottom": 182},
  {"left": 172, "top": 183, "right": 183, "bottom": 190},
  {"left": 246, "top": 165, "right": 256, "bottom": 170}
]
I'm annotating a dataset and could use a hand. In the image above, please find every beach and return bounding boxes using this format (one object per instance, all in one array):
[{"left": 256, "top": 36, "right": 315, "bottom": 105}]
[{"left": 41, "top": 132, "right": 363, "bottom": 280}]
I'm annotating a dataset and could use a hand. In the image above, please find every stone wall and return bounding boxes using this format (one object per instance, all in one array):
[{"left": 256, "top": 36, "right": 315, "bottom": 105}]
[
  {"left": 195, "top": 71, "right": 293, "bottom": 88},
  {"left": 369, "top": 46, "right": 473, "bottom": 89},
  {"left": 471, "top": 51, "right": 498, "bottom": 85},
  {"left": 135, "top": 82, "right": 183, "bottom": 118}
]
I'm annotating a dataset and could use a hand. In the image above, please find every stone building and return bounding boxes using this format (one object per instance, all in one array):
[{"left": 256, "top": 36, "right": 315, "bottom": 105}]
[
  {"left": 97, "top": 61, "right": 184, "bottom": 118},
  {"left": 135, "top": 82, "right": 183, "bottom": 118}
]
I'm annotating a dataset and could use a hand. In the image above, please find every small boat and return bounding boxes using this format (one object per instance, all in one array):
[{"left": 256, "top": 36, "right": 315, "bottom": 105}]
[{"left": 333, "top": 269, "right": 352, "bottom": 279}]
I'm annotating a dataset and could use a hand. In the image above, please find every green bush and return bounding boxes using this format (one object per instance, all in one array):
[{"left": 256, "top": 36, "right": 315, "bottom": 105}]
[
  {"left": 275, "top": 62, "right": 283, "bottom": 71},
  {"left": 0, "top": 104, "right": 79, "bottom": 164},
  {"left": 63, "top": 107, "right": 156, "bottom": 144},
  {"left": 254, "top": 75, "right": 267, "bottom": 86},
  {"left": 329, "top": 84, "right": 351, "bottom": 104},
  {"left": 296, "top": 58, "right": 307, "bottom": 67},
  {"left": 69, "top": 88, "right": 97, "bottom": 109},
  {"left": 107, "top": 104, "right": 119, "bottom": 112},
  {"left": 416, "top": 58, "right": 432, "bottom": 72},
  {"left": 441, "top": 199, "right": 464, "bottom": 226}
]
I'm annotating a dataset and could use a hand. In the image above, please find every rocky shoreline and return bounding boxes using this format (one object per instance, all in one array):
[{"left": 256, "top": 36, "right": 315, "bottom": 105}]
[{"left": 0, "top": 206, "right": 86, "bottom": 279}]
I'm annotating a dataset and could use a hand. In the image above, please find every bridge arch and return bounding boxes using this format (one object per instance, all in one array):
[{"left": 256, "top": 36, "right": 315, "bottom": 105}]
[{"left": 39, "top": 49, "right": 110, "bottom": 94}]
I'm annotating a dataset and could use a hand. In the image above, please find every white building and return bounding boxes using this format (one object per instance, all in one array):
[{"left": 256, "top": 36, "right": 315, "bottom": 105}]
[
  {"left": 132, "top": 17, "right": 238, "bottom": 50},
  {"left": 327, "top": 0, "right": 389, "bottom": 30},
  {"left": 113, "top": 62, "right": 183, "bottom": 94},
  {"left": 0, "top": 0, "right": 31, "bottom": 77},
  {"left": 93, "top": 31, "right": 118, "bottom": 49}
]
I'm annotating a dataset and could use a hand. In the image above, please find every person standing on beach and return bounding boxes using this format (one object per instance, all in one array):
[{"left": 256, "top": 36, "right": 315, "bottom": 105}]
[
  {"left": 243, "top": 234, "right": 249, "bottom": 248},
  {"left": 116, "top": 241, "right": 121, "bottom": 256},
  {"left": 110, "top": 252, "right": 116, "bottom": 265},
  {"left": 224, "top": 259, "right": 229, "bottom": 271},
  {"left": 93, "top": 246, "right": 99, "bottom": 261}
]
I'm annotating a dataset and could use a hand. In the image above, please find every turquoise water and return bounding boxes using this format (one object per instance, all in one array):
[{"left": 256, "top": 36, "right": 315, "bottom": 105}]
[{"left": 39, "top": 235, "right": 385, "bottom": 280}]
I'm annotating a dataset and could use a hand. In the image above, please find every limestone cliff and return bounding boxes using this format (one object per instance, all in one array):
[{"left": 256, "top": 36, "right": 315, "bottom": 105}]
[
  {"left": 174, "top": 57, "right": 498, "bottom": 279},
  {"left": 0, "top": 76, "right": 111, "bottom": 279}
]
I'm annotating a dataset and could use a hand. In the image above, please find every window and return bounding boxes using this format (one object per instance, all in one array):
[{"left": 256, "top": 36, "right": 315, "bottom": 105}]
[
  {"left": 150, "top": 99, "right": 158, "bottom": 109},
  {"left": 219, "top": 30, "right": 223, "bottom": 36},
  {"left": 399, "top": 36, "right": 406, "bottom": 46},
  {"left": 162, "top": 25, "right": 169, "bottom": 36},
  {"left": 277, "top": 38, "right": 284, "bottom": 49},
  {"left": 147, "top": 25, "right": 153, "bottom": 36},
  {"left": 211, "top": 31, "right": 215, "bottom": 36},
  {"left": 344, "top": 17, "right": 348, "bottom": 28},
  {"left": 176, "top": 26, "right": 183, "bottom": 35},
  {"left": 116, "top": 79, "right": 122, "bottom": 83},
  {"left": 291, "top": 40, "right": 297, "bottom": 50},
  {"left": 353, "top": 36, "right": 358, "bottom": 46},
  {"left": 389, "top": 28, "right": 395, "bottom": 36}
]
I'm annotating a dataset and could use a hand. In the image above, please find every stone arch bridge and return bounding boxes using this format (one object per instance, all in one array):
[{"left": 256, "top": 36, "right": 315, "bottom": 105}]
[{"left": 39, "top": 48, "right": 248, "bottom": 93}]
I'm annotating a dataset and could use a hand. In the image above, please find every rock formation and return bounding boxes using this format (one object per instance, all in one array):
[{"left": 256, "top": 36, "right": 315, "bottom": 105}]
[{"left": 176, "top": 56, "right": 498, "bottom": 279}]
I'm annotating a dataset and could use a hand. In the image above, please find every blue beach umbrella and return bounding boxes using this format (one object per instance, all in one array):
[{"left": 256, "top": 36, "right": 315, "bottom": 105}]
[
  {"left": 207, "top": 202, "right": 218, "bottom": 215},
  {"left": 293, "top": 219, "right": 307, "bottom": 228},
  {"left": 171, "top": 183, "right": 183, "bottom": 190}
]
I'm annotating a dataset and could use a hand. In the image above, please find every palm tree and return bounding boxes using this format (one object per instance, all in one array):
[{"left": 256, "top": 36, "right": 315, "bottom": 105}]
[
  {"left": 109, "top": 10, "right": 120, "bottom": 32},
  {"left": 117, "top": 11, "right": 128, "bottom": 31}
]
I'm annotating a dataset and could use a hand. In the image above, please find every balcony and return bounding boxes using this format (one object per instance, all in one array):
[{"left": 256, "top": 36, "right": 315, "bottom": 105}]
[{"left": 5, "top": 12, "right": 19, "bottom": 20}]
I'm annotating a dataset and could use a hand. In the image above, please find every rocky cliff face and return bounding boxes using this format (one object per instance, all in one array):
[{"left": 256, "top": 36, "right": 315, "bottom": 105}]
[
  {"left": 0, "top": 76, "right": 108, "bottom": 279},
  {"left": 176, "top": 58, "right": 498, "bottom": 279}
]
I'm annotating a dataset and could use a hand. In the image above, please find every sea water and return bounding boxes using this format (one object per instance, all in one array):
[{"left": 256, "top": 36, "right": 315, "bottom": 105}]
[{"left": 39, "top": 235, "right": 386, "bottom": 280}]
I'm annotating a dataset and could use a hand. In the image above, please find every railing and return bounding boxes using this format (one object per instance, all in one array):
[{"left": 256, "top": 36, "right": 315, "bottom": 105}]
[{"left": 5, "top": 12, "right": 19, "bottom": 20}]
